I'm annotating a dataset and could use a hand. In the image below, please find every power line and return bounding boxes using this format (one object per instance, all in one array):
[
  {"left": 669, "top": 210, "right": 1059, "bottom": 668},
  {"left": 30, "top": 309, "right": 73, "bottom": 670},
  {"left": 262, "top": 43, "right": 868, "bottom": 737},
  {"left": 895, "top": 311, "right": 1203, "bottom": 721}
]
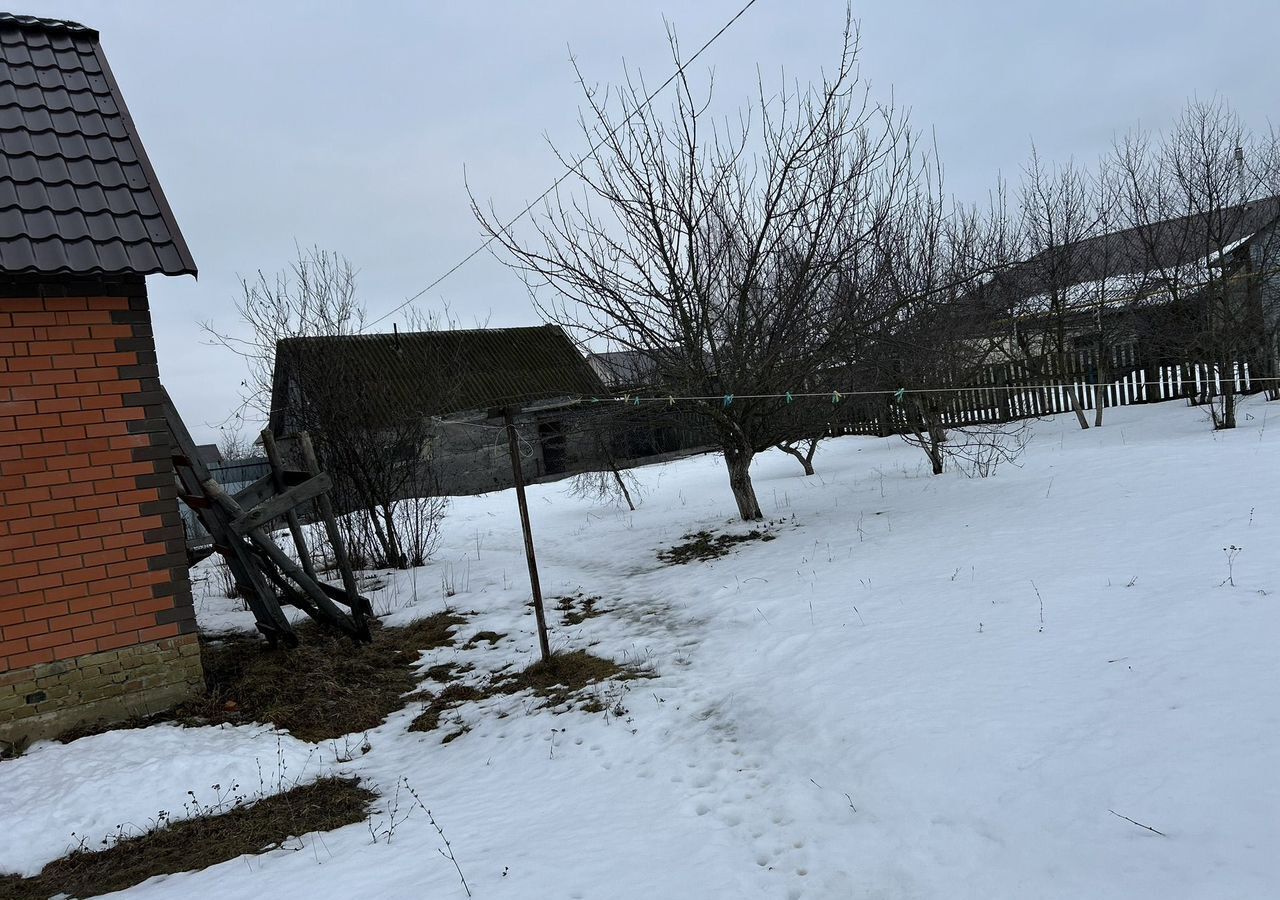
[
  {"left": 362, "top": 0, "right": 764, "bottom": 333},
  {"left": 423, "top": 372, "right": 1273, "bottom": 421}
]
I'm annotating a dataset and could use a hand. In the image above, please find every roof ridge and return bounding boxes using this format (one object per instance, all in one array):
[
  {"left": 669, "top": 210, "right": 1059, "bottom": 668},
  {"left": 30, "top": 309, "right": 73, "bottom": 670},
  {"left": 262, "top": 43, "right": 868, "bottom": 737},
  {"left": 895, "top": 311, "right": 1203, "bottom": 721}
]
[
  {"left": 0, "top": 12, "right": 95, "bottom": 36},
  {"left": 282, "top": 324, "right": 560, "bottom": 342}
]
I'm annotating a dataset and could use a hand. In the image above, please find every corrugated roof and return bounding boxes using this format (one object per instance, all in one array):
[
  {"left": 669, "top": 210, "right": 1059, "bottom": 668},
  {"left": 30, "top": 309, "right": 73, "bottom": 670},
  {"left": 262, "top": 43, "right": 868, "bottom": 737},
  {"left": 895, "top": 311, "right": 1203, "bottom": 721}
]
[
  {"left": 270, "top": 325, "right": 607, "bottom": 432},
  {"left": 0, "top": 12, "right": 195, "bottom": 276},
  {"left": 989, "top": 197, "right": 1280, "bottom": 300}
]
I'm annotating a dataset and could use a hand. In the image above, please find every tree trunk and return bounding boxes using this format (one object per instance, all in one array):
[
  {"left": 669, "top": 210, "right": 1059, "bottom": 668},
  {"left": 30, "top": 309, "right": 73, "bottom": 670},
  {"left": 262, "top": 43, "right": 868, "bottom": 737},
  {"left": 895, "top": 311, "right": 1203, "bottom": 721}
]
[
  {"left": 366, "top": 509, "right": 392, "bottom": 566},
  {"left": 1093, "top": 355, "right": 1109, "bottom": 427},
  {"left": 1065, "top": 381, "right": 1090, "bottom": 430},
  {"left": 608, "top": 460, "right": 636, "bottom": 511},
  {"left": 927, "top": 422, "right": 946, "bottom": 475},
  {"left": 907, "top": 410, "right": 945, "bottom": 475},
  {"left": 724, "top": 448, "right": 762, "bottom": 521},
  {"left": 776, "top": 439, "right": 818, "bottom": 476},
  {"left": 381, "top": 503, "right": 407, "bottom": 569},
  {"left": 1220, "top": 372, "right": 1238, "bottom": 430}
]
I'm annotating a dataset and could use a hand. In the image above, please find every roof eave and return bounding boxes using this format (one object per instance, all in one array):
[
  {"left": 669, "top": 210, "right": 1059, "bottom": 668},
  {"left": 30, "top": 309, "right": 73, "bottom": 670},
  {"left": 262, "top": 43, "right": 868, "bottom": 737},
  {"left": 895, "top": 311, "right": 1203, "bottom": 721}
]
[{"left": 88, "top": 37, "right": 197, "bottom": 278}]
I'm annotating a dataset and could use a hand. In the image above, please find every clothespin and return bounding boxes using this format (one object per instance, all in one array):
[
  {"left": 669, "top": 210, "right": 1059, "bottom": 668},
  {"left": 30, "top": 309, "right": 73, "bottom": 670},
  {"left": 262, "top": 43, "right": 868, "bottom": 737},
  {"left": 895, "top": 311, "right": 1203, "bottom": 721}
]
[
  {"left": 785, "top": 391, "right": 793, "bottom": 404},
  {"left": 894, "top": 387, "right": 906, "bottom": 403},
  {"left": 668, "top": 395, "right": 675, "bottom": 407},
  {"left": 831, "top": 390, "right": 842, "bottom": 405},
  {"left": 723, "top": 394, "right": 734, "bottom": 408},
  {"left": 633, "top": 395, "right": 641, "bottom": 406}
]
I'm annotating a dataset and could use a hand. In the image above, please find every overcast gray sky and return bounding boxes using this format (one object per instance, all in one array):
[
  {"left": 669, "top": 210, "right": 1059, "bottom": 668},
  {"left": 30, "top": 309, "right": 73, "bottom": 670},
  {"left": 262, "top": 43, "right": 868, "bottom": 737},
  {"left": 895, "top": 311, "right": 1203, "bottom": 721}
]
[{"left": 22, "top": 1, "right": 1278, "bottom": 444}]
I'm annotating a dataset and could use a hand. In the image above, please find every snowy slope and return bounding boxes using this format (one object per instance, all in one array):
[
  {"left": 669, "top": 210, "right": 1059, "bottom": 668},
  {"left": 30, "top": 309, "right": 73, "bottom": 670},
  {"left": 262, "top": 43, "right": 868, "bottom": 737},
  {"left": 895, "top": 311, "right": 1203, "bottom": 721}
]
[{"left": 4, "top": 399, "right": 1278, "bottom": 899}]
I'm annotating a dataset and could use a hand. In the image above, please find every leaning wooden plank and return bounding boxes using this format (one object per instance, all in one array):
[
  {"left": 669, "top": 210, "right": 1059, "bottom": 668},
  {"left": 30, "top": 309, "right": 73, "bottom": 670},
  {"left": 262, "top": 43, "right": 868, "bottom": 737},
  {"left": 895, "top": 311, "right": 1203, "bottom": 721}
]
[
  {"left": 228, "top": 472, "right": 333, "bottom": 536},
  {"left": 231, "top": 470, "right": 310, "bottom": 510},
  {"left": 298, "top": 433, "right": 369, "bottom": 623},
  {"left": 243, "top": 526, "right": 369, "bottom": 641},
  {"left": 257, "top": 561, "right": 319, "bottom": 617},
  {"left": 160, "top": 385, "right": 297, "bottom": 645},
  {"left": 202, "top": 477, "right": 367, "bottom": 641},
  {"left": 184, "top": 470, "right": 296, "bottom": 643},
  {"left": 316, "top": 581, "right": 370, "bottom": 611},
  {"left": 262, "top": 430, "right": 319, "bottom": 582}
]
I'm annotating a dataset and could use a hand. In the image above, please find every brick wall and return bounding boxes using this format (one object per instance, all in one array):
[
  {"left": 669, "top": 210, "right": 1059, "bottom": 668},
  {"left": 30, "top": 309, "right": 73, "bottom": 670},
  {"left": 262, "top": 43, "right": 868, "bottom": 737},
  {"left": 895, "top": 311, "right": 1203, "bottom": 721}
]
[{"left": 0, "top": 278, "right": 200, "bottom": 746}]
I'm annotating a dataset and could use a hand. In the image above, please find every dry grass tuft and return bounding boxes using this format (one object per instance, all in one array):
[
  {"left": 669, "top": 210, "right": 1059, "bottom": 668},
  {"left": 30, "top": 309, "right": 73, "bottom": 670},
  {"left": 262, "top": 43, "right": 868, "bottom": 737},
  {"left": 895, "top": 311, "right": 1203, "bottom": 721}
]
[
  {"left": 408, "top": 648, "right": 642, "bottom": 736},
  {"left": 0, "top": 777, "right": 374, "bottom": 900},
  {"left": 183, "top": 615, "right": 464, "bottom": 742},
  {"left": 658, "top": 529, "right": 776, "bottom": 564},
  {"left": 501, "top": 650, "right": 633, "bottom": 703},
  {"left": 408, "top": 683, "right": 485, "bottom": 733},
  {"left": 555, "top": 593, "right": 610, "bottom": 626}
]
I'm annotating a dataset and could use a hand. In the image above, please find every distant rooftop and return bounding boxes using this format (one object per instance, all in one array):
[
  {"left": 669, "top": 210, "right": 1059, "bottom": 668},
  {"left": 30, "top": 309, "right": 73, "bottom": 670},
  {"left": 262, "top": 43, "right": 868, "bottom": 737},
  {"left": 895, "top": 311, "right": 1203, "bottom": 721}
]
[
  {"left": 988, "top": 197, "right": 1280, "bottom": 301},
  {"left": 0, "top": 11, "right": 195, "bottom": 276},
  {"left": 269, "top": 325, "right": 607, "bottom": 433}
]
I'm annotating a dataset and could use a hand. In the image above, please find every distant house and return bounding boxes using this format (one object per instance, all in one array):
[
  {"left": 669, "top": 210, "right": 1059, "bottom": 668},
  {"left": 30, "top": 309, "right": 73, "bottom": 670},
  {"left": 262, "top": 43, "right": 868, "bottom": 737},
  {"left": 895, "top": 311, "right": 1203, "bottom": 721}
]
[
  {"left": 269, "top": 325, "right": 613, "bottom": 495},
  {"left": 586, "top": 348, "right": 663, "bottom": 390},
  {"left": 979, "top": 197, "right": 1280, "bottom": 381},
  {"left": 586, "top": 348, "right": 714, "bottom": 460},
  {"left": 193, "top": 443, "right": 222, "bottom": 465},
  {"left": 0, "top": 14, "right": 201, "bottom": 748}
]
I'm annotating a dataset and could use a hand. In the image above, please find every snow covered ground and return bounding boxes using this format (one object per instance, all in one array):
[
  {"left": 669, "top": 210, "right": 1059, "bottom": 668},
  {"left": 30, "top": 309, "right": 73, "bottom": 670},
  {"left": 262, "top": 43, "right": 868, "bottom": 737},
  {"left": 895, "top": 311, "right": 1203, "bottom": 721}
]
[{"left": 3, "top": 398, "right": 1279, "bottom": 898}]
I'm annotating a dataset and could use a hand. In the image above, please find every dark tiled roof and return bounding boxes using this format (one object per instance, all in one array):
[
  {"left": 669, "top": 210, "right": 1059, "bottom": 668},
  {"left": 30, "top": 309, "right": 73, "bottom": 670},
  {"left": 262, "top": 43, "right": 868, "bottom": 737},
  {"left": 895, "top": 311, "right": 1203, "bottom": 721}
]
[
  {"left": 0, "top": 12, "right": 195, "bottom": 276},
  {"left": 270, "top": 325, "right": 607, "bottom": 432},
  {"left": 989, "top": 197, "right": 1280, "bottom": 299}
]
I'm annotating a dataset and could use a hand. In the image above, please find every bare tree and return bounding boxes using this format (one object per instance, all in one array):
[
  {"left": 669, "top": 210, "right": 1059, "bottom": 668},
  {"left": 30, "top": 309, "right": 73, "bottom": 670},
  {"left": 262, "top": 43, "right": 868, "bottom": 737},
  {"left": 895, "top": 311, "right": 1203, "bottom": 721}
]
[
  {"left": 853, "top": 153, "right": 1009, "bottom": 474},
  {"left": 1113, "top": 97, "right": 1280, "bottom": 429},
  {"left": 216, "top": 425, "right": 254, "bottom": 463},
  {"left": 567, "top": 444, "right": 642, "bottom": 511},
  {"left": 474, "top": 20, "right": 912, "bottom": 520},
  {"left": 204, "top": 247, "right": 448, "bottom": 569},
  {"left": 990, "top": 150, "right": 1121, "bottom": 430},
  {"left": 774, "top": 436, "right": 821, "bottom": 476}
]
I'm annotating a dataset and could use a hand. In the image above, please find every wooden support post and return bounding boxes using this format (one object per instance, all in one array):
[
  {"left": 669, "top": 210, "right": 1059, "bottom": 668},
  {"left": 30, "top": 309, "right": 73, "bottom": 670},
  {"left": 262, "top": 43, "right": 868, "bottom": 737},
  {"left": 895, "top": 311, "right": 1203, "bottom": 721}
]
[
  {"left": 160, "top": 387, "right": 297, "bottom": 645},
  {"left": 202, "top": 476, "right": 367, "bottom": 641},
  {"left": 262, "top": 429, "right": 318, "bottom": 581},
  {"left": 505, "top": 408, "right": 552, "bottom": 663},
  {"left": 297, "top": 433, "right": 368, "bottom": 623}
]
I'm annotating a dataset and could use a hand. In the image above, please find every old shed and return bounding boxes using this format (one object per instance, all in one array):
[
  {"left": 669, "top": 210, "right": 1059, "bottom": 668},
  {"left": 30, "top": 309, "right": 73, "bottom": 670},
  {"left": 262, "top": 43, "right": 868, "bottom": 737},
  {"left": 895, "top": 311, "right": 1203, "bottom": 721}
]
[{"left": 269, "top": 324, "right": 611, "bottom": 496}]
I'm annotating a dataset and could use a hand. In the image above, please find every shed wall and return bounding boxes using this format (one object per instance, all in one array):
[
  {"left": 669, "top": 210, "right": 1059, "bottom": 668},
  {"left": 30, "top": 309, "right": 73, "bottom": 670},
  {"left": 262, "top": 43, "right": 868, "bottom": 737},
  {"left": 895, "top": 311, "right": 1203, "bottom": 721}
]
[{"left": 0, "top": 285, "right": 200, "bottom": 748}]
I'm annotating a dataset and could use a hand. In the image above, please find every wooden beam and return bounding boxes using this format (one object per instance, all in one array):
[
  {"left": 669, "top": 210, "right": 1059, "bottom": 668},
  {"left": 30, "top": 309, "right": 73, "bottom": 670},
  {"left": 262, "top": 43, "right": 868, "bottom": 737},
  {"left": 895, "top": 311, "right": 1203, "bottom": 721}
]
[
  {"left": 161, "top": 385, "right": 297, "bottom": 646},
  {"left": 202, "top": 476, "right": 366, "bottom": 641},
  {"left": 231, "top": 470, "right": 309, "bottom": 510},
  {"left": 262, "top": 429, "right": 319, "bottom": 582},
  {"left": 297, "top": 433, "right": 369, "bottom": 626},
  {"left": 228, "top": 473, "right": 332, "bottom": 536}
]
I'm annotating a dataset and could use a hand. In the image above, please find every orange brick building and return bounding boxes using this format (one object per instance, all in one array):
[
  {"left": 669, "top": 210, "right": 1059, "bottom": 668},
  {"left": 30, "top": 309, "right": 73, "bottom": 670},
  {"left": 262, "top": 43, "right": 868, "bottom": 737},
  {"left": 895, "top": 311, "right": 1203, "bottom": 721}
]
[{"left": 0, "top": 13, "right": 201, "bottom": 751}]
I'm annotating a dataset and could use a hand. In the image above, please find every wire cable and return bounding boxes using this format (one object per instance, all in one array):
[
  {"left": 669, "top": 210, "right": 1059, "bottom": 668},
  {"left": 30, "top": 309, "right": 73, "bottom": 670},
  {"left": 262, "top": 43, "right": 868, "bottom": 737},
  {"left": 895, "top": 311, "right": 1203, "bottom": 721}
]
[{"left": 362, "top": 0, "right": 764, "bottom": 332}]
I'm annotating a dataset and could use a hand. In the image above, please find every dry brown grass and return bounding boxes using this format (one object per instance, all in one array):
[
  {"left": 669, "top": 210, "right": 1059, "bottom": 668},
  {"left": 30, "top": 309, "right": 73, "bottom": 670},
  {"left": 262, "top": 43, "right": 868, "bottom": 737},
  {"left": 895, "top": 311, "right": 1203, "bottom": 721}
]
[
  {"left": 61, "top": 613, "right": 464, "bottom": 746},
  {"left": 408, "top": 648, "right": 642, "bottom": 735},
  {"left": 0, "top": 777, "right": 375, "bottom": 900},
  {"left": 183, "top": 615, "right": 464, "bottom": 742},
  {"left": 555, "top": 593, "right": 611, "bottom": 626},
  {"left": 658, "top": 529, "right": 776, "bottom": 564},
  {"left": 502, "top": 650, "right": 633, "bottom": 703}
]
